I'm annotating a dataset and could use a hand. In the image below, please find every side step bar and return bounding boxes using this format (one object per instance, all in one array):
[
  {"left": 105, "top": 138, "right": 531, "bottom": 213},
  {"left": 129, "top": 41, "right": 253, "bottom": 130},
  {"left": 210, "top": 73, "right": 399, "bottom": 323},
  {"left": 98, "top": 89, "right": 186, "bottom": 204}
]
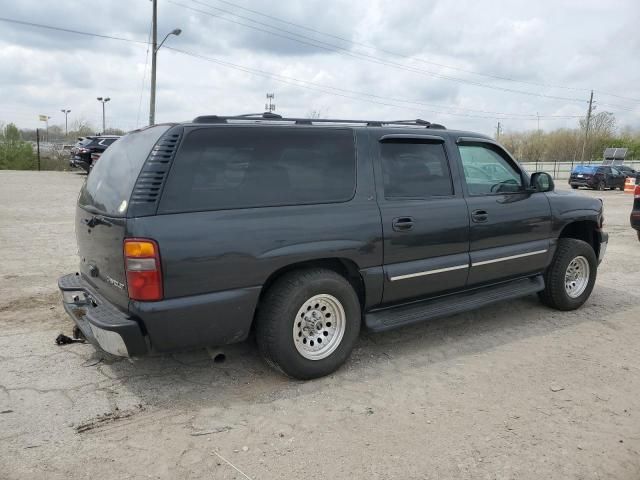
[{"left": 365, "top": 275, "right": 545, "bottom": 332}]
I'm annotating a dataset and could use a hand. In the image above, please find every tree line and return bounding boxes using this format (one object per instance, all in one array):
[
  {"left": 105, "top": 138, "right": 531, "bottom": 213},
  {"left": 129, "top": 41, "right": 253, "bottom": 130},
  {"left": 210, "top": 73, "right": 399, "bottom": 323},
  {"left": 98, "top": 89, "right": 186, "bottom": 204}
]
[{"left": 500, "top": 112, "right": 640, "bottom": 163}]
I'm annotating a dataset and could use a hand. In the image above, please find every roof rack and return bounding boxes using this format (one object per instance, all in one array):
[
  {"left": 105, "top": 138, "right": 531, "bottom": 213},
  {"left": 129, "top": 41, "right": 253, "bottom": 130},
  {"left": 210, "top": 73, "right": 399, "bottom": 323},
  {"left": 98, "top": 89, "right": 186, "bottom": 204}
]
[{"left": 191, "top": 112, "right": 445, "bottom": 129}]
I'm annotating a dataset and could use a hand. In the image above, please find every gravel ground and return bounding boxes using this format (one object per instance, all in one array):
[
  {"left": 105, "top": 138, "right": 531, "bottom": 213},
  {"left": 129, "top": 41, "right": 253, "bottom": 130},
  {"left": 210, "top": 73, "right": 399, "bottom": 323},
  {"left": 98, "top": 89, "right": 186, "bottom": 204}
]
[{"left": 1, "top": 170, "right": 639, "bottom": 480}]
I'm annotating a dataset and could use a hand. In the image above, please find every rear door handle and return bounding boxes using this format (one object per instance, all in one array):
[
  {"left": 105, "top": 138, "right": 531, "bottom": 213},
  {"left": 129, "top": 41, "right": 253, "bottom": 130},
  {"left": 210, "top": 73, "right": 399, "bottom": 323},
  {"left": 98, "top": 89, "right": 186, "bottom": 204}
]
[
  {"left": 392, "top": 217, "right": 414, "bottom": 232},
  {"left": 471, "top": 209, "right": 489, "bottom": 223}
]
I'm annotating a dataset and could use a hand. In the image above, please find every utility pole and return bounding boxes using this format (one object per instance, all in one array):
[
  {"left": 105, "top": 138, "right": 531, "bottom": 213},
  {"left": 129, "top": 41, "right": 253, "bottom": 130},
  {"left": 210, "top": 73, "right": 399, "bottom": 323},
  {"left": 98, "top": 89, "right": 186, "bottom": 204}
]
[
  {"left": 495, "top": 121, "right": 501, "bottom": 140},
  {"left": 149, "top": 0, "right": 158, "bottom": 126},
  {"left": 536, "top": 112, "right": 540, "bottom": 132},
  {"left": 61, "top": 109, "right": 71, "bottom": 137},
  {"left": 265, "top": 93, "right": 276, "bottom": 113},
  {"left": 580, "top": 90, "right": 594, "bottom": 163}
]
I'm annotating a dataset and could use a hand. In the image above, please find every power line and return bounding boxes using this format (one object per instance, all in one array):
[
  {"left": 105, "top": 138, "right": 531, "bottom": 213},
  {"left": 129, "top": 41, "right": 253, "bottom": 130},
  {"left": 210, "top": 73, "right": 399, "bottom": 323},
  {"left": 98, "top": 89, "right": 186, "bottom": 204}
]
[
  {"left": 136, "top": 20, "right": 154, "bottom": 127},
  {"left": 0, "top": 16, "right": 148, "bottom": 45},
  {"left": 165, "top": 46, "right": 581, "bottom": 121},
  {"left": 171, "top": 0, "right": 637, "bottom": 111},
  {"left": 202, "top": 0, "right": 640, "bottom": 104}
]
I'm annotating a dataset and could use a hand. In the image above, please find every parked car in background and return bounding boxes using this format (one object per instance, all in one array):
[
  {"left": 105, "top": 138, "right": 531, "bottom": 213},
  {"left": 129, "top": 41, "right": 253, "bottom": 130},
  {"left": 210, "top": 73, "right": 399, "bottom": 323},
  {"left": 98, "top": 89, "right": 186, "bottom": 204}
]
[
  {"left": 569, "top": 165, "right": 626, "bottom": 190},
  {"left": 632, "top": 184, "right": 640, "bottom": 241},
  {"left": 69, "top": 135, "right": 120, "bottom": 173},
  {"left": 616, "top": 164, "right": 639, "bottom": 181},
  {"left": 59, "top": 114, "right": 607, "bottom": 380}
]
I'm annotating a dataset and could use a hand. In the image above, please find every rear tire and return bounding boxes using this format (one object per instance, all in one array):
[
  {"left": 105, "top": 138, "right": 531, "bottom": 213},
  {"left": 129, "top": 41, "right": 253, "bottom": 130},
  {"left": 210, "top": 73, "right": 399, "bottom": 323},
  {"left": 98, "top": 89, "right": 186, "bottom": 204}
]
[
  {"left": 597, "top": 180, "right": 606, "bottom": 191},
  {"left": 255, "top": 269, "right": 361, "bottom": 380},
  {"left": 571, "top": 185, "right": 578, "bottom": 189},
  {"left": 539, "top": 238, "right": 597, "bottom": 311}
]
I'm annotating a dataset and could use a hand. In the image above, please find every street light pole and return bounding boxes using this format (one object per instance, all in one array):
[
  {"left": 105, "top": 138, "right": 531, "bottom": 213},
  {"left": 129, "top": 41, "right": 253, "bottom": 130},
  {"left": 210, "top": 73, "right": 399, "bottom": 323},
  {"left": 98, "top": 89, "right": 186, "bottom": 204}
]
[
  {"left": 60, "top": 109, "right": 71, "bottom": 137},
  {"left": 148, "top": 0, "right": 181, "bottom": 126},
  {"left": 149, "top": 0, "right": 157, "bottom": 126},
  {"left": 97, "top": 97, "right": 111, "bottom": 133}
]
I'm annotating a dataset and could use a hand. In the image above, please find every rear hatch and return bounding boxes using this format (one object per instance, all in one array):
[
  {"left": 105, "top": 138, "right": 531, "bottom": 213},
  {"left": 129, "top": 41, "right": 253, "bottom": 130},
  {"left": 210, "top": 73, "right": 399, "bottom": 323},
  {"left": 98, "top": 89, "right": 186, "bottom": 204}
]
[
  {"left": 570, "top": 165, "right": 597, "bottom": 182},
  {"left": 76, "top": 125, "right": 170, "bottom": 310}
]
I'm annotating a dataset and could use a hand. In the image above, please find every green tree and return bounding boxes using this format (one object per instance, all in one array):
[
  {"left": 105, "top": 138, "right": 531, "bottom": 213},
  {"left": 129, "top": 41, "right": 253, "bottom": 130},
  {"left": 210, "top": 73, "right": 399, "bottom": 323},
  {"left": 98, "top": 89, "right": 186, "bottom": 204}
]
[{"left": 0, "top": 123, "right": 35, "bottom": 170}]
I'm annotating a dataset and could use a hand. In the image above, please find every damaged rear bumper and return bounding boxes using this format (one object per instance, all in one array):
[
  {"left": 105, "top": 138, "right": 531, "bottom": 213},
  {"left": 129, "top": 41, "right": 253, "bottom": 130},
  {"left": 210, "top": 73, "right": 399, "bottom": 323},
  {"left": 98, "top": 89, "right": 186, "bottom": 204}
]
[{"left": 58, "top": 273, "right": 148, "bottom": 357}]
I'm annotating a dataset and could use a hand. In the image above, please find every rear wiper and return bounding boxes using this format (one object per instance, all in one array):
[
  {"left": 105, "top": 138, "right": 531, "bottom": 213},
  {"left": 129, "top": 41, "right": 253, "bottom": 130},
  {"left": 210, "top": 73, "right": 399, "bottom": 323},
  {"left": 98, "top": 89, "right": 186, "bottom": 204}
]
[{"left": 82, "top": 216, "right": 112, "bottom": 228}]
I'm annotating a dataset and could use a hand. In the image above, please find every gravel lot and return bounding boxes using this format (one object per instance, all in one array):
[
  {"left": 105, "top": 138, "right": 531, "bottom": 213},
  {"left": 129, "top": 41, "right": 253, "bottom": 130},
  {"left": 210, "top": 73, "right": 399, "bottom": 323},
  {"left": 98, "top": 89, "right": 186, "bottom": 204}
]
[{"left": 1, "top": 170, "right": 639, "bottom": 480}]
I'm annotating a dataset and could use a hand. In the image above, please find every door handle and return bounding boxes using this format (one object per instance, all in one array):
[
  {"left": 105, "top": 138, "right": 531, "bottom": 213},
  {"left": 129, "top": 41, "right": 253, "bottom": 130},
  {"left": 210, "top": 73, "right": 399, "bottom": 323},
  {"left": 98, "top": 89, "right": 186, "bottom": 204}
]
[
  {"left": 471, "top": 209, "right": 489, "bottom": 223},
  {"left": 392, "top": 217, "right": 414, "bottom": 232}
]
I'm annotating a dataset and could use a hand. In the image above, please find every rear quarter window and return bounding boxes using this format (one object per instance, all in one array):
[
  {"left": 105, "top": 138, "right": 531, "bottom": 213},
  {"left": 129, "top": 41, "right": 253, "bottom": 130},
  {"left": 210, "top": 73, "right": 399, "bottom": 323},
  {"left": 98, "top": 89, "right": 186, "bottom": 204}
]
[
  {"left": 78, "top": 125, "right": 170, "bottom": 217},
  {"left": 158, "top": 127, "right": 356, "bottom": 213}
]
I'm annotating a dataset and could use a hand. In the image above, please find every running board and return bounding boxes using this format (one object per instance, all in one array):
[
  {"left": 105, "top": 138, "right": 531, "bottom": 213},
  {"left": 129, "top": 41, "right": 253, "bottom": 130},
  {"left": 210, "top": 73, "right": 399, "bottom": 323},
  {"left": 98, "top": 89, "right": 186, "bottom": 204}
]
[{"left": 365, "top": 275, "right": 545, "bottom": 332}]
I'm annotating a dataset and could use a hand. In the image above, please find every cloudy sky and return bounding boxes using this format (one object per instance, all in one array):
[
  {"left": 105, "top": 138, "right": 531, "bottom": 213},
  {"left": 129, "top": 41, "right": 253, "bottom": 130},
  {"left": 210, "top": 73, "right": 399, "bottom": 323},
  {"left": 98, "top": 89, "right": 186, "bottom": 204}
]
[{"left": 0, "top": 0, "right": 639, "bottom": 136}]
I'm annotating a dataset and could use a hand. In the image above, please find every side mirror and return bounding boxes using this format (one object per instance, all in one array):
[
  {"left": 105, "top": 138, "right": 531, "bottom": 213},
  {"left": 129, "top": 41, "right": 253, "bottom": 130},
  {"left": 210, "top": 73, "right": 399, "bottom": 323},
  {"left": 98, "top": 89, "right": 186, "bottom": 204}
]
[{"left": 529, "top": 172, "right": 554, "bottom": 192}]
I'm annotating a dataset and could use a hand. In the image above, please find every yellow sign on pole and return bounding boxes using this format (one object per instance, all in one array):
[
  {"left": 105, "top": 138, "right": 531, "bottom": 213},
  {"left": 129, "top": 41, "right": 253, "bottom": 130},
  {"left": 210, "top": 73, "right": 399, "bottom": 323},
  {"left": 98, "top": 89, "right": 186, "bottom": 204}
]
[{"left": 39, "top": 115, "right": 48, "bottom": 122}]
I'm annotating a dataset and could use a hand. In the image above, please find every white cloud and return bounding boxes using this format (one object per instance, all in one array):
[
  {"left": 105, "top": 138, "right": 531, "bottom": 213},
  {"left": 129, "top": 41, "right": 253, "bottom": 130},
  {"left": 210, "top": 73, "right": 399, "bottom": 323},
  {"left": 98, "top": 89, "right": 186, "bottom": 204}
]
[{"left": 0, "top": 0, "right": 638, "bottom": 137}]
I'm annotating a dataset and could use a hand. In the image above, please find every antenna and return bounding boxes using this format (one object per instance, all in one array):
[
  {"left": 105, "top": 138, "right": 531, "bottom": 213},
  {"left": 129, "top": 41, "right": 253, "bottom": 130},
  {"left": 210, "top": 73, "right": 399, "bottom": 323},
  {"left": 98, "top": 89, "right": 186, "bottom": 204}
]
[{"left": 265, "top": 93, "right": 276, "bottom": 113}]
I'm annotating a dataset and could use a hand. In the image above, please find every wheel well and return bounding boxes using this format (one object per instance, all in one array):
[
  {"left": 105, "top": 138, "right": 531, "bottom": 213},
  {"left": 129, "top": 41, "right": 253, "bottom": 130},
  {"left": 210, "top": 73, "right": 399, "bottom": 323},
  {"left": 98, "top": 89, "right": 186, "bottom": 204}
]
[
  {"left": 256, "top": 258, "right": 366, "bottom": 317},
  {"left": 558, "top": 221, "right": 599, "bottom": 257}
]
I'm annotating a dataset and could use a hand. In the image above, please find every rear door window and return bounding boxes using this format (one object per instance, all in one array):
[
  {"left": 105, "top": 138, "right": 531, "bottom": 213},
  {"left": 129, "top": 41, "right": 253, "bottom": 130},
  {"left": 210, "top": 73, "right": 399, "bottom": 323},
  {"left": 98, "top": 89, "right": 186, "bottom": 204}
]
[
  {"left": 78, "top": 125, "right": 170, "bottom": 217},
  {"left": 380, "top": 141, "right": 453, "bottom": 199},
  {"left": 158, "top": 127, "right": 356, "bottom": 213}
]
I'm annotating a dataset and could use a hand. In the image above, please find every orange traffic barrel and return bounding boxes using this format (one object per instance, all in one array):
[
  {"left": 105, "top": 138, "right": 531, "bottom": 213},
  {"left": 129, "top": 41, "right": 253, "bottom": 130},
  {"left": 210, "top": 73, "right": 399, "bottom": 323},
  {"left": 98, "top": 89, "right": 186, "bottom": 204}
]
[{"left": 624, "top": 176, "right": 636, "bottom": 193}]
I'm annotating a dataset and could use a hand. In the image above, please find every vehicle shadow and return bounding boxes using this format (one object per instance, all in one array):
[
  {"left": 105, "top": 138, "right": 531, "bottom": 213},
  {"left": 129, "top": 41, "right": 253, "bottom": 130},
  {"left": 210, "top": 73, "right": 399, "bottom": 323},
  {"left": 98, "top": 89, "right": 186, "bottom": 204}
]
[{"left": 93, "top": 283, "right": 637, "bottom": 413}]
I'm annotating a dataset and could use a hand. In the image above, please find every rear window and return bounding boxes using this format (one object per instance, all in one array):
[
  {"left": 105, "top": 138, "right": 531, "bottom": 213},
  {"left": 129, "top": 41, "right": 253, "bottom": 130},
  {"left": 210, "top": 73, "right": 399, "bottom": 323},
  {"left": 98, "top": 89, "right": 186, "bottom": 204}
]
[
  {"left": 573, "top": 166, "right": 597, "bottom": 174},
  {"left": 78, "top": 125, "right": 170, "bottom": 217},
  {"left": 158, "top": 127, "right": 356, "bottom": 213}
]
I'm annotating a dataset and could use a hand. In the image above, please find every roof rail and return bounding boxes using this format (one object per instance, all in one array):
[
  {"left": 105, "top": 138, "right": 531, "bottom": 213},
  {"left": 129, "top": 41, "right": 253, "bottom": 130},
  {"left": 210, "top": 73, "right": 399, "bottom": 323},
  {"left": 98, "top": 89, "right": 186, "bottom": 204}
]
[{"left": 191, "top": 113, "right": 445, "bottom": 129}]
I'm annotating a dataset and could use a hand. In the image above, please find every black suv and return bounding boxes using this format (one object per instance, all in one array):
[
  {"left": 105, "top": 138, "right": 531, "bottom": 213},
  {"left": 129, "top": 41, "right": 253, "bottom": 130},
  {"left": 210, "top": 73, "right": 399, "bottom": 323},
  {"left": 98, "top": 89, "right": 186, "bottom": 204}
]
[
  {"left": 616, "top": 164, "right": 639, "bottom": 181},
  {"left": 70, "top": 135, "right": 120, "bottom": 173},
  {"left": 568, "top": 165, "right": 626, "bottom": 190},
  {"left": 59, "top": 114, "right": 607, "bottom": 379}
]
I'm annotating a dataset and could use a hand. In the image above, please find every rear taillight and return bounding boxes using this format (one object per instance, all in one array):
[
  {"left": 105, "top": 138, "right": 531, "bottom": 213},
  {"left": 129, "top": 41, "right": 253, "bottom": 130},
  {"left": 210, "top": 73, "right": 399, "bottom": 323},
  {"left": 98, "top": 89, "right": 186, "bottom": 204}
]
[
  {"left": 124, "top": 238, "right": 163, "bottom": 301},
  {"left": 635, "top": 185, "right": 640, "bottom": 199}
]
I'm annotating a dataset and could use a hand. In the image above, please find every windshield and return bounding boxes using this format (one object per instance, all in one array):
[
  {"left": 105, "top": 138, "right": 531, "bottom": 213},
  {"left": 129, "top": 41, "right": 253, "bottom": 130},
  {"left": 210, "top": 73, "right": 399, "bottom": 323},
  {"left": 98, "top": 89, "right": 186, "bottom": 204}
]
[
  {"left": 78, "top": 125, "right": 170, "bottom": 217},
  {"left": 572, "top": 165, "right": 597, "bottom": 174}
]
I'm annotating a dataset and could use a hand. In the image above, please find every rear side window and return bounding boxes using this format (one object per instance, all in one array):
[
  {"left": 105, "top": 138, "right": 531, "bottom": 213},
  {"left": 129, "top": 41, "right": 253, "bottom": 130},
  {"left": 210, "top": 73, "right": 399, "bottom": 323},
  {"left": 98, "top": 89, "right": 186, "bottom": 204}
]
[
  {"left": 380, "top": 141, "right": 453, "bottom": 199},
  {"left": 158, "top": 127, "right": 356, "bottom": 213},
  {"left": 78, "top": 125, "right": 170, "bottom": 217}
]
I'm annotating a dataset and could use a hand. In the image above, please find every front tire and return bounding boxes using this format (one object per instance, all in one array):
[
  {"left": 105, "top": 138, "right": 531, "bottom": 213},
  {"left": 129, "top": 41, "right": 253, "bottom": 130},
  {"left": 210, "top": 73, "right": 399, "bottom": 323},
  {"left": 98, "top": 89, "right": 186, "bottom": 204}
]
[
  {"left": 571, "top": 185, "right": 578, "bottom": 189},
  {"left": 539, "top": 238, "right": 597, "bottom": 310},
  {"left": 596, "top": 180, "right": 606, "bottom": 191},
  {"left": 256, "top": 269, "right": 361, "bottom": 379}
]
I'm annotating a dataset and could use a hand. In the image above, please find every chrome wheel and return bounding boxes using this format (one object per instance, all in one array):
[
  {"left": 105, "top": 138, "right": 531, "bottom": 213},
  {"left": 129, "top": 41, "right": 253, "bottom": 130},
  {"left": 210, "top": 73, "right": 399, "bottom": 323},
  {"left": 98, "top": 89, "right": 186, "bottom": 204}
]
[
  {"left": 293, "top": 294, "right": 345, "bottom": 360},
  {"left": 564, "top": 256, "right": 590, "bottom": 298}
]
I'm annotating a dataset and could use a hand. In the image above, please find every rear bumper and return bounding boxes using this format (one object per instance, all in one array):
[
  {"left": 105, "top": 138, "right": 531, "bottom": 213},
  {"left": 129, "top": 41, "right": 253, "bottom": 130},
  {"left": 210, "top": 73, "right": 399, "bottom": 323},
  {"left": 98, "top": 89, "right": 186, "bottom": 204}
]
[
  {"left": 569, "top": 179, "right": 597, "bottom": 188},
  {"left": 631, "top": 212, "right": 640, "bottom": 231},
  {"left": 58, "top": 273, "right": 148, "bottom": 357},
  {"left": 58, "top": 273, "right": 261, "bottom": 355}
]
